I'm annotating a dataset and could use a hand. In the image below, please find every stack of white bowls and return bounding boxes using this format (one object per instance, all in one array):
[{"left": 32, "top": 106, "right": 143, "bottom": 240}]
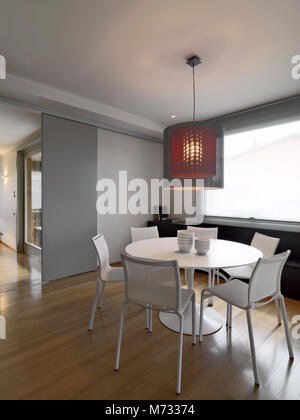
[
  {"left": 177, "top": 230, "right": 194, "bottom": 253},
  {"left": 195, "top": 237, "right": 211, "bottom": 255}
]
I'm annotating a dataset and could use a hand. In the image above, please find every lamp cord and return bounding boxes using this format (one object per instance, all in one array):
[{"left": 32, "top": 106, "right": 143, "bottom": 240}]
[{"left": 193, "top": 65, "right": 196, "bottom": 125}]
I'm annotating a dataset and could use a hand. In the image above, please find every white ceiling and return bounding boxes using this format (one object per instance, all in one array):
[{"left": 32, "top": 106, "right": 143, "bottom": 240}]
[
  {"left": 0, "top": 0, "right": 300, "bottom": 132},
  {"left": 0, "top": 103, "right": 40, "bottom": 155}
]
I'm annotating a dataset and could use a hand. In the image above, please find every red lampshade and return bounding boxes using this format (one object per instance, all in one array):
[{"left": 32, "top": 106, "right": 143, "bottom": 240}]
[{"left": 171, "top": 125, "right": 217, "bottom": 178}]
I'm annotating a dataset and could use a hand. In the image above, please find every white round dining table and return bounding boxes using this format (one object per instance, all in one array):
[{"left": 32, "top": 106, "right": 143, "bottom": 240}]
[{"left": 125, "top": 238, "right": 263, "bottom": 336}]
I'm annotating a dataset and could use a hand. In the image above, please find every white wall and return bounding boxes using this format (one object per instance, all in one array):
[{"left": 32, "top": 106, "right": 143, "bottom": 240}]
[
  {"left": 0, "top": 149, "right": 17, "bottom": 249},
  {"left": 97, "top": 129, "right": 163, "bottom": 262}
]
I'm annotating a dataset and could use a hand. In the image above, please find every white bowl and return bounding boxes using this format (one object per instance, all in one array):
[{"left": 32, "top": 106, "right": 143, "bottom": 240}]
[
  {"left": 178, "top": 243, "right": 193, "bottom": 253},
  {"left": 195, "top": 249, "right": 209, "bottom": 256},
  {"left": 178, "top": 230, "right": 194, "bottom": 238},
  {"left": 177, "top": 238, "right": 194, "bottom": 243},
  {"left": 195, "top": 244, "right": 210, "bottom": 249},
  {"left": 195, "top": 239, "right": 210, "bottom": 255},
  {"left": 178, "top": 235, "right": 194, "bottom": 240},
  {"left": 178, "top": 243, "right": 194, "bottom": 248},
  {"left": 195, "top": 243, "right": 210, "bottom": 249},
  {"left": 195, "top": 238, "right": 211, "bottom": 246}
]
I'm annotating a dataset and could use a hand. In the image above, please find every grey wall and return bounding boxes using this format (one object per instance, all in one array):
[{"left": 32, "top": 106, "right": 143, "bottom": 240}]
[{"left": 42, "top": 115, "right": 97, "bottom": 282}]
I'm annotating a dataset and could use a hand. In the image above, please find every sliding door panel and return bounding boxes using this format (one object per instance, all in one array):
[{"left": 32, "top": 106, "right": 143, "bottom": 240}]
[{"left": 42, "top": 115, "right": 97, "bottom": 282}]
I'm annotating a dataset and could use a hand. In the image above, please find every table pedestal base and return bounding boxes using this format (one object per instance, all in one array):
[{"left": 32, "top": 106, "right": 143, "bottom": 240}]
[{"left": 159, "top": 303, "right": 223, "bottom": 336}]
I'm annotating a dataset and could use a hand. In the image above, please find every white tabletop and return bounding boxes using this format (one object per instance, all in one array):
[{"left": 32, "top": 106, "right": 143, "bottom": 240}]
[{"left": 125, "top": 238, "right": 262, "bottom": 270}]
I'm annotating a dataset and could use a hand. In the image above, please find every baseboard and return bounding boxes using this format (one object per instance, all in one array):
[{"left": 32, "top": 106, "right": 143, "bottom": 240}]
[
  {"left": 24, "top": 243, "right": 41, "bottom": 262},
  {"left": 0, "top": 240, "right": 16, "bottom": 252},
  {"left": 111, "top": 261, "right": 122, "bottom": 267}
]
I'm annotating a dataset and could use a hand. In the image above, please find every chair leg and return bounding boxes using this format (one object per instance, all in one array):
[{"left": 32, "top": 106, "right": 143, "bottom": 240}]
[
  {"left": 212, "top": 269, "right": 216, "bottom": 287},
  {"left": 88, "top": 280, "right": 101, "bottom": 331},
  {"left": 226, "top": 304, "right": 231, "bottom": 327},
  {"left": 217, "top": 271, "right": 230, "bottom": 283},
  {"left": 279, "top": 296, "right": 294, "bottom": 359},
  {"left": 192, "top": 294, "right": 196, "bottom": 345},
  {"left": 97, "top": 281, "right": 106, "bottom": 309},
  {"left": 199, "top": 291, "right": 206, "bottom": 342},
  {"left": 275, "top": 298, "right": 282, "bottom": 326},
  {"left": 115, "top": 301, "right": 126, "bottom": 371},
  {"left": 184, "top": 269, "right": 189, "bottom": 286},
  {"left": 226, "top": 304, "right": 229, "bottom": 326},
  {"left": 208, "top": 270, "right": 214, "bottom": 307},
  {"left": 146, "top": 305, "right": 149, "bottom": 330},
  {"left": 246, "top": 310, "right": 259, "bottom": 385},
  {"left": 226, "top": 304, "right": 232, "bottom": 328},
  {"left": 149, "top": 304, "right": 153, "bottom": 333},
  {"left": 177, "top": 314, "right": 184, "bottom": 395}
]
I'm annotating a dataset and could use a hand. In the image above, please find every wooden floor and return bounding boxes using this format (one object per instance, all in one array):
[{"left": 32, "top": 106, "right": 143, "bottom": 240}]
[
  {"left": 0, "top": 243, "right": 41, "bottom": 293},
  {"left": 0, "top": 244, "right": 300, "bottom": 400}
]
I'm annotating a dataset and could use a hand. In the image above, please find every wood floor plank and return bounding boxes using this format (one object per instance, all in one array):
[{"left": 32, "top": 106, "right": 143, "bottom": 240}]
[{"left": 0, "top": 243, "right": 300, "bottom": 400}]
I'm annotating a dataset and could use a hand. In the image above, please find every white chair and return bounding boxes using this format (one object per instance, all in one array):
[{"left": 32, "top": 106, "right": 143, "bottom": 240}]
[
  {"left": 187, "top": 226, "right": 219, "bottom": 304},
  {"left": 88, "top": 234, "right": 124, "bottom": 331},
  {"left": 199, "top": 251, "right": 294, "bottom": 385},
  {"left": 130, "top": 226, "right": 159, "bottom": 243},
  {"left": 130, "top": 225, "right": 160, "bottom": 328},
  {"left": 115, "top": 254, "right": 196, "bottom": 395},
  {"left": 223, "top": 232, "right": 280, "bottom": 282}
]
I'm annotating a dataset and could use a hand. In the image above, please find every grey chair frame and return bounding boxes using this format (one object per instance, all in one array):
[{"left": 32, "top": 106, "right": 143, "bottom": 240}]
[
  {"left": 115, "top": 253, "right": 196, "bottom": 395},
  {"left": 199, "top": 251, "right": 294, "bottom": 385}
]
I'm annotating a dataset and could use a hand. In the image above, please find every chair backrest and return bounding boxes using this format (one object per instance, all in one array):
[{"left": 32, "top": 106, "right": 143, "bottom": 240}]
[
  {"left": 92, "top": 234, "right": 110, "bottom": 277},
  {"left": 130, "top": 226, "right": 159, "bottom": 243},
  {"left": 251, "top": 232, "right": 280, "bottom": 257},
  {"left": 121, "top": 253, "right": 181, "bottom": 311},
  {"left": 248, "top": 251, "right": 291, "bottom": 304},
  {"left": 187, "top": 226, "right": 218, "bottom": 240}
]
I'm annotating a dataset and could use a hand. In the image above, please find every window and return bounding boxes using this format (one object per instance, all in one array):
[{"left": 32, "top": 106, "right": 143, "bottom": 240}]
[
  {"left": 31, "top": 171, "right": 42, "bottom": 210},
  {"left": 205, "top": 120, "right": 300, "bottom": 223}
]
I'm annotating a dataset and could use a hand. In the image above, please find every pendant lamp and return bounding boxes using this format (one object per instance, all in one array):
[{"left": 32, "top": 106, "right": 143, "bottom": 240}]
[{"left": 164, "top": 55, "right": 224, "bottom": 189}]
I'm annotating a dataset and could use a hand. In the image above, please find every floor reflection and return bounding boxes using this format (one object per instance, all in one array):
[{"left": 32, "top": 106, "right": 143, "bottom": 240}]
[{"left": 0, "top": 243, "right": 41, "bottom": 293}]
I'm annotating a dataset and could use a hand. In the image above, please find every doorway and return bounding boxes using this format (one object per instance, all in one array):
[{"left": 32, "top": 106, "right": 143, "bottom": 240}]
[
  {"left": 24, "top": 147, "right": 42, "bottom": 259},
  {"left": 0, "top": 102, "right": 41, "bottom": 290}
]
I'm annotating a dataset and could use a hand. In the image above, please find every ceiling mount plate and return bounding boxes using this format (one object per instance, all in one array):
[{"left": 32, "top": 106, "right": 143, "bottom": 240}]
[{"left": 186, "top": 55, "right": 202, "bottom": 68}]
